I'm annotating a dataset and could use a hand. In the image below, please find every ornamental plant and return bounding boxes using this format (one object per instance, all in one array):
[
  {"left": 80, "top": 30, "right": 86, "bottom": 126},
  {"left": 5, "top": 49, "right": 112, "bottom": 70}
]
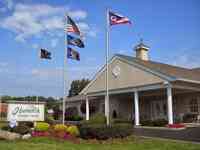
[
  {"left": 32, "top": 131, "right": 50, "bottom": 137},
  {"left": 54, "top": 124, "right": 68, "bottom": 132},
  {"left": 34, "top": 122, "right": 50, "bottom": 132},
  {"left": 167, "top": 123, "right": 185, "bottom": 128},
  {"left": 66, "top": 125, "right": 80, "bottom": 136}
]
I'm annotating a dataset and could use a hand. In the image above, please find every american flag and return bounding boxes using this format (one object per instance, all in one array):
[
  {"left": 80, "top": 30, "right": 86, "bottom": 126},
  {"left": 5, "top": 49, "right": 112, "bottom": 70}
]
[
  {"left": 65, "top": 16, "right": 80, "bottom": 35},
  {"left": 109, "top": 11, "right": 131, "bottom": 26}
]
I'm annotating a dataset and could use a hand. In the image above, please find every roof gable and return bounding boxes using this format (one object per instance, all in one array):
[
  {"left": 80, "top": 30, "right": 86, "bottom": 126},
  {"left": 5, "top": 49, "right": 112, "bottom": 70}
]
[{"left": 81, "top": 55, "right": 168, "bottom": 95}]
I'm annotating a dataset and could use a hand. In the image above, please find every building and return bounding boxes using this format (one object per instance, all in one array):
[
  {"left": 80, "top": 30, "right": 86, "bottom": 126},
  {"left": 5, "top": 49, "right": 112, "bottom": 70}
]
[{"left": 65, "top": 41, "right": 200, "bottom": 125}]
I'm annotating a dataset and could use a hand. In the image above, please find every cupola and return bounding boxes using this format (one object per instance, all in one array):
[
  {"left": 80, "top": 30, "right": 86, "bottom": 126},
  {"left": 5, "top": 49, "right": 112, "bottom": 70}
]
[{"left": 134, "top": 39, "right": 149, "bottom": 61}]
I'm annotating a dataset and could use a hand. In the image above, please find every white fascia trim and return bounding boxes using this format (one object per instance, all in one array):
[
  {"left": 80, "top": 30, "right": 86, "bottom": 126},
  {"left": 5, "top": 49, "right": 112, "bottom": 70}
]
[{"left": 87, "top": 83, "right": 165, "bottom": 97}]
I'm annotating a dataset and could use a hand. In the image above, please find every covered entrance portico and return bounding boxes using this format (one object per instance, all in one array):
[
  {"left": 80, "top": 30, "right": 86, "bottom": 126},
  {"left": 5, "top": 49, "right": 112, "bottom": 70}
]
[
  {"left": 79, "top": 53, "right": 200, "bottom": 126},
  {"left": 85, "top": 81, "right": 200, "bottom": 126}
]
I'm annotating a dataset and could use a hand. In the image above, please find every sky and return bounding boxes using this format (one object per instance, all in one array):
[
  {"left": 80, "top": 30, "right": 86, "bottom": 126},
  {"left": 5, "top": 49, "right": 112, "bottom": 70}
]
[{"left": 0, "top": 0, "right": 199, "bottom": 97}]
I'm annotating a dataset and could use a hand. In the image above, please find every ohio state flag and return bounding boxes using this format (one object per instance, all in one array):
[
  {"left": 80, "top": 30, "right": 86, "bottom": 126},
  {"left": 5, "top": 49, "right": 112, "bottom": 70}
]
[{"left": 109, "top": 11, "right": 131, "bottom": 26}]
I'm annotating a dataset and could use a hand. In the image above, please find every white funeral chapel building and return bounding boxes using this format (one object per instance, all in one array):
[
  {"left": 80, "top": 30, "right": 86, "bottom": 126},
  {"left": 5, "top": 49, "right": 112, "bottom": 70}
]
[{"left": 65, "top": 41, "right": 200, "bottom": 126}]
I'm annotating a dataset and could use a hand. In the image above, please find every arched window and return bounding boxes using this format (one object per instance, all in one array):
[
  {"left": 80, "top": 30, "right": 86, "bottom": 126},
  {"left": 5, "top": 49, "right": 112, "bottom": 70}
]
[{"left": 189, "top": 99, "right": 198, "bottom": 113}]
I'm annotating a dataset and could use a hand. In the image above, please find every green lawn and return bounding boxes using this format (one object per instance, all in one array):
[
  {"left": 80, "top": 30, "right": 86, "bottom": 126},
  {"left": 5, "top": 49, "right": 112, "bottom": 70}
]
[{"left": 0, "top": 137, "right": 199, "bottom": 150}]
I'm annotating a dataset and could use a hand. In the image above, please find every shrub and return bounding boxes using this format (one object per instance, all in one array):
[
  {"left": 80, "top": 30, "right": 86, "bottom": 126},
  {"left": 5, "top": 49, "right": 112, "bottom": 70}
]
[
  {"left": 85, "top": 113, "right": 106, "bottom": 124},
  {"left": 45, "top": 115, "right": 55, "bottom": 124},
  {"left": 141, "top": 120, "right": 154, "bottom": 126},
  {"left": 79, "top": 123, "right": 133, "bottom": 140},
  {"left": 35, "top": 122, "right": 50, "bottom": 131},
  {"left": 13, "top": 125, "right": 31, "bottom": 135},
  {"left": 112, "top": 118, "right": 132, "bottom": 124},
  {"left": 66, "top": 125, "right": 80, "bottom": 137},
  {"left": 1, "top": 124, "right": 30, "bottom": 135},
  {"left": 72, "top": 115, "right": 83, "bottom": 121},
  {"left": 183, "top": 113, "right": 197, "bottom": 123},
  {"left": 1, "top": 125, "right": 11, "bottom": 131},
  {"left": 65, "top": 115, "right": 83, "bottom": 121},
  {"left": 18, "top": 122, "right": 34, "bottom": 128},
  {"left": 54, "top": 124, "right": 68, "bottom": 132},
  {"left": 153, "top": 119, "right": 168, "bottom": 126},
  {"left": 141, "top": 119, "right": 167, "bottom": 127}
]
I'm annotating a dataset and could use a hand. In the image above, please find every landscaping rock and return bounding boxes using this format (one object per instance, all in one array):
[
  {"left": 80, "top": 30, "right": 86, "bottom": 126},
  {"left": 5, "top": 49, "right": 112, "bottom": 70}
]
[
  {"left": 0, "top": 130, "right": 21, "bottom": 140},
  {"left": 22, "top": 133, "right": 31, "bottom": 140}
]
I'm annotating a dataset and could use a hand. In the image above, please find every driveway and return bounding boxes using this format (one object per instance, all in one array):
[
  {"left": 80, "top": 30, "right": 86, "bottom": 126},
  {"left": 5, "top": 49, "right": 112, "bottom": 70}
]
[{"left": 133, "top": 126, "right": 200, "bottom": 142}]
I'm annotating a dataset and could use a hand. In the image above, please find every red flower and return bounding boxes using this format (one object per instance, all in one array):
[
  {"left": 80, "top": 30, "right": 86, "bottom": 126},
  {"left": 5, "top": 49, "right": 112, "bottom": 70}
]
[{"left": 167, "top": 124, "right": 185, "bottom": 128}]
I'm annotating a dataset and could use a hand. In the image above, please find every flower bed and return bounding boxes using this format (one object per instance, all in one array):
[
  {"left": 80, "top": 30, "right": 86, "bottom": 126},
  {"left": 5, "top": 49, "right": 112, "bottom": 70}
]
[
  {"left": 167, "top": 123, "right": 186, "bottom": 129},
  {"left": 31, "top": 122, "right": 80, "bottom": 141},
  {"left": 32, "top": 131, "right": 50, "bottom": 137}
]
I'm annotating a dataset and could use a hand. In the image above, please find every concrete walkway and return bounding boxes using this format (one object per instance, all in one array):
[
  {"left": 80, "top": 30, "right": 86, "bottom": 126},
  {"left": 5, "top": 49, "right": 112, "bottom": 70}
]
[{"left": 133, "top": 126, "right": 200, "bottom": 142}]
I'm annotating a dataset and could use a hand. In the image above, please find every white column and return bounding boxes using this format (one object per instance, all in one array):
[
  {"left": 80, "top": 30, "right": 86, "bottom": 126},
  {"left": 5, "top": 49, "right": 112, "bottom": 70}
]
[
  {"left": 167, "top": 86, "right": 173, "bottom": 124},
  {"left": 105, "top": 95, "right": 110, "bottom": 125},
  {"left": 134, "top": 91, "right": 140, "bottom": 126},
  {"left": 86, "top": 96, "right": 89, "bottom": 121}
]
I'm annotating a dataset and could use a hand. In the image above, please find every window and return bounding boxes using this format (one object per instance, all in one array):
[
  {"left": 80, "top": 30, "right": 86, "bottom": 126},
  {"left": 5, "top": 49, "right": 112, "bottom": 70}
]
[
  {"left": 189, "top": 98, "right": 198, "bottom": 113},
  {"left": 101, "top": 103, "right": 105, "bottom": 114}
]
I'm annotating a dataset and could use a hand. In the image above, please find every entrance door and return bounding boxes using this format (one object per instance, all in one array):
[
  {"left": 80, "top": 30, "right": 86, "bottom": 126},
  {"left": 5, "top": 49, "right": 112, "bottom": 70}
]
[{"left": 151, "top": 100, "right": 167, "bottom": 120}]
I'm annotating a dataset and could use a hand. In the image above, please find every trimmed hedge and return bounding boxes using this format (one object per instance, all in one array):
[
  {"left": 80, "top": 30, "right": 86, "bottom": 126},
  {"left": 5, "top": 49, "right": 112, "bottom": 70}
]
[
  {"left": 79, "top": 123, "right": 133, "bottom": 140},
  {"left": 66, "top": 115, "right": 83, "bottom": 121},
  {"left": 112, "top": 118, "right": 132, "bottom": 124},
  {"left": 83, "top": 113, "right": 106, "bottom": 125},
  {"left": 141, "top": 119, "right": 168, "bottom": 127}
]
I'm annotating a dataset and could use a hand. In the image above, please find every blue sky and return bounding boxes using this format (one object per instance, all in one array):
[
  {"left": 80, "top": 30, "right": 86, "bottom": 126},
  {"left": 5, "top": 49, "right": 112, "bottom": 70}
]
[{"left": 0, "top": 0, "right": 199, "bottom": 97}]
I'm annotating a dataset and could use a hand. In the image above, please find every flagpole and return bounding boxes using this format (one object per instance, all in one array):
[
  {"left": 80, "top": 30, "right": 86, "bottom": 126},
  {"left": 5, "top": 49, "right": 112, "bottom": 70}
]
[
  {"left": 63, "top": 13, "right": 68, "bottom": 125},
  {"left": 105, "top": 8, "right": 110, "bottom": 126}
]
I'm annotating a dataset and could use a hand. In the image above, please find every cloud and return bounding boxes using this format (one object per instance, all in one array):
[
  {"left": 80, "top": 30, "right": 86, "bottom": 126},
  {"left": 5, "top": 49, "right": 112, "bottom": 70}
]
[
  {"left": 0, "top": 62, "right": 8, "bottom": 67},
  {"left": 32, "top": 43, "right": 39, "bottom": 49},
  {"left": 0, "top": 3, "right": 93, "bottom": 42},
  {"left": 51, "top": 38, "right": 59, "bottom": 48},
  {"left": 77, "top": 22, "right": 98, "bottom": 37},
  {"left": 0, "top": 0, "right": 14, "bottom": 11},
  {"left": 0, "top": 7, "right": 7, "bottom": 13},
  {"left": 69, "top": 10, "right": 87, "bottom": 20},
  {"left": 6, "top": 0, "right": 14, "bottom": 10}
]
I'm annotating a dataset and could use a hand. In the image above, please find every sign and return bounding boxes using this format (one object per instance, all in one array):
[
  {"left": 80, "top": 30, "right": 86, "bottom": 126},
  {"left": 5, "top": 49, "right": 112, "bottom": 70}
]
[{"left": 7, "top": 103, "right": 45, "bottom": 122}]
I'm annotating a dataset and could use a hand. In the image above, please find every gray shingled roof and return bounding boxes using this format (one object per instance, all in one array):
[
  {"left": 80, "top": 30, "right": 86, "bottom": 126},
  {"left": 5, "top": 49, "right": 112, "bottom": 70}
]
[{"left": 116, "top": 54, "right": 200, "bottom": 82}]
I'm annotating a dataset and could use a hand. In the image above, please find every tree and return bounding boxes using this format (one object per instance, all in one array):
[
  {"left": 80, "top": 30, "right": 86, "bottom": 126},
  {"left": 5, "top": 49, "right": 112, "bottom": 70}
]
[{"left": 68, "top": 78, "right": 90, "bottom": 97}]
